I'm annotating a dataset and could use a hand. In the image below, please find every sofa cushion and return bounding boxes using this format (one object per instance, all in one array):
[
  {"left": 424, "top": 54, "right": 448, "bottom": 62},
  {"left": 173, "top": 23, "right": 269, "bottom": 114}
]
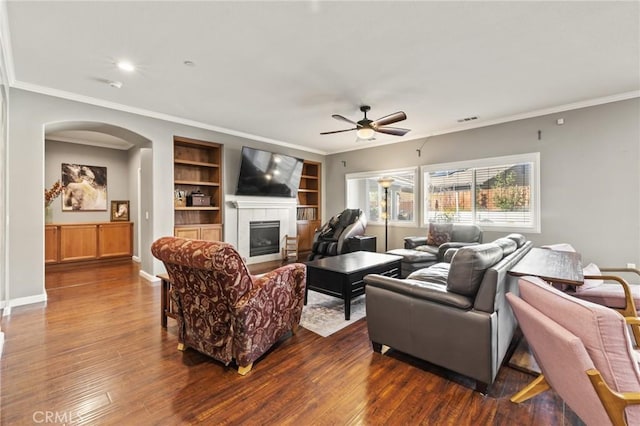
[
  {"left": 426, "top": 223, "right": 452, "bottom": 246},
  {"left": 407, "top": 262, "right": 450, "bottom": 286},
  {"left": 364, "top": 274, "right": 473, "bottom": 309},
  {"left": 505, "top": 233, "right": 526, "bottom": 248},
  {"left": 447, "top": 243, "right": 504, "bottom": 297},
  {"left": 492, "top": 237, "right": 517, "bottom": 256},
  {"left": 387, "top": 248, "right": 437, "bottom": 263}
]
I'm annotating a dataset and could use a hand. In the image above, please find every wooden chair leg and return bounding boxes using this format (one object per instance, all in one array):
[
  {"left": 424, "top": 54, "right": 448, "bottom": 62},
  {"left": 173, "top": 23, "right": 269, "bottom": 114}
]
[
  {"left": 511, "top": 374, "right": 550, "bottom": 403},
  {"left": 292, "top": 324, "right": 299, "bottom": 335},
  {"left": 238, "top": 363, "right": 253, "bottom": 376},
  {"left": 177, "top": 343, "right": 186, "bottom": 351}
]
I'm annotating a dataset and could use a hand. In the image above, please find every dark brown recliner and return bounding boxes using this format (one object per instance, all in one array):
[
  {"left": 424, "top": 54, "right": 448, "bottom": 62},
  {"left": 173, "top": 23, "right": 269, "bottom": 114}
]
[{"left": 308, "top": 208, "right": 367, "bottom": 260}]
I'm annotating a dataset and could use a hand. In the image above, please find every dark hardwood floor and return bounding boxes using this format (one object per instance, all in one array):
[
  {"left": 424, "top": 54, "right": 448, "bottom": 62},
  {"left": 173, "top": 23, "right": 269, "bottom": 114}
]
[{"left": 0, "top": 260, "right": 583, "bottom": 425}]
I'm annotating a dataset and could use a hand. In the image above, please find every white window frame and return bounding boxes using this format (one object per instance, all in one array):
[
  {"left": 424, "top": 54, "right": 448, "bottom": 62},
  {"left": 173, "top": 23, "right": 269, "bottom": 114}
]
[
  {"left": 345, "top": 167, "right": 418, "bottom": 227},
  {"left": 421, "top": 153, "right": 541, "bottom": 233}
]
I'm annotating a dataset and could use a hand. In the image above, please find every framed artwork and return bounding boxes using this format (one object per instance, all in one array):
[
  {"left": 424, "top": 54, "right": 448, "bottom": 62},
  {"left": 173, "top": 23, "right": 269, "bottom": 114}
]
[
  {"left": 111, "top": 200, "right": 130, "bottom": 221},
  {"left": 61, "top": 163, "right": 107, "bottom": 211}
]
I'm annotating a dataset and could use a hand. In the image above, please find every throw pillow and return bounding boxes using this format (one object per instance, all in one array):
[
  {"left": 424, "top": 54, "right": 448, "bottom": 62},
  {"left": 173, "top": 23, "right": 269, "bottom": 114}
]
[
  {"left": 426, "top": 223, "right": 452, "bottom": 246},
  {"left": 577, "top": 262, "right": 604, "bottom": 292}
]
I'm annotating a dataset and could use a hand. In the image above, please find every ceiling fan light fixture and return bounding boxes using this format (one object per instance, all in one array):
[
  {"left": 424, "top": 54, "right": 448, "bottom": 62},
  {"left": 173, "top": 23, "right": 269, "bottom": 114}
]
[{"left": 356, "top": 127, "right": 375, "bottom": 139}]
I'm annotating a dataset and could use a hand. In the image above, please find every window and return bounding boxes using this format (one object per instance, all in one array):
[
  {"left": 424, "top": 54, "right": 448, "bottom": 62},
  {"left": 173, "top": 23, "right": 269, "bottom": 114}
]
[
  {"left": 422, "top": 153, "right": 540, "bottom": 232},
  {"left": 346, "top": 168, "right": 417, "bottom": 226}
]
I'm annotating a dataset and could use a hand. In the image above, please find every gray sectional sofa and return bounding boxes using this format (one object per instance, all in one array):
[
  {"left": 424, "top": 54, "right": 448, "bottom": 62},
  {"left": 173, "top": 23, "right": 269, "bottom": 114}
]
[
  {"left": 388, "top": 223, "right": 483, "bottom": 277},
  {"left": 364, "top": 233, "right": 532, "bottom": 393}
]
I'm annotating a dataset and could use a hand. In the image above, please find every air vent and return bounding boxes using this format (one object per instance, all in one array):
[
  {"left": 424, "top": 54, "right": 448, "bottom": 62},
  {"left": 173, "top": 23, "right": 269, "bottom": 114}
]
[{"left": 457, "top": 116, "right": 479, "bottom": 123}]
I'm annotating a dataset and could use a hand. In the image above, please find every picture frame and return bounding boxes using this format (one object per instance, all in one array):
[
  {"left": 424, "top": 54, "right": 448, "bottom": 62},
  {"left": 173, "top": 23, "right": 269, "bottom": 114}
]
[
  {"left": 110, "top": 200, "right": 130, "bottom": 221},
  {"left": 61, "top": 163, "right": 108, "bottom": 211}
]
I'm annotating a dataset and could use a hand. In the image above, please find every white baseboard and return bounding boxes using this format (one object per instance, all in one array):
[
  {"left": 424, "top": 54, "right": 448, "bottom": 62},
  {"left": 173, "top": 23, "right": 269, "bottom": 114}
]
[
  {"left": 132, "top": 255, "right": 141, "bottom": 263},
  {"left": 0, "top": 331, "right": 4, "bottom": 358},
  {"left": 9, "top": 293, "right": 48, "bottom": 309},
  {"left": 139, "top": 270, "right": 160, "bottom": 286}
]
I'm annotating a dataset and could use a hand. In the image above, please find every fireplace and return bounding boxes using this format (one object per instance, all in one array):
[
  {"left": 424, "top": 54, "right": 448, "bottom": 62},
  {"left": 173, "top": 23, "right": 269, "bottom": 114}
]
[
  {"left": 249, "top": 221, "right": 280, "bottom": 257},
  {"left": 229, "top": 195, "right": 297, "bottom": 264}
]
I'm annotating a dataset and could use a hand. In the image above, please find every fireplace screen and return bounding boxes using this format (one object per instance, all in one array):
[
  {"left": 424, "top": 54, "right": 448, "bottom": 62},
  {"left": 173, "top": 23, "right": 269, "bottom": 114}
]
[{"left": 249, "top": 221, "right": 280, "bottom": 257}]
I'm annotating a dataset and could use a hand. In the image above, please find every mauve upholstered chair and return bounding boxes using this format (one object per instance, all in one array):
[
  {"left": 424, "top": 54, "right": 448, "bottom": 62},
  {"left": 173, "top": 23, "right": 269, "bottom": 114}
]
[
  {"left": 151, "top": 237, "right": 306, "bottom": 375},
  {"left": 507, "top": 276, "right": 640, "bottom": 426},
  {"left": 542, "top": 243, "right": 640, "bottom": 344}
]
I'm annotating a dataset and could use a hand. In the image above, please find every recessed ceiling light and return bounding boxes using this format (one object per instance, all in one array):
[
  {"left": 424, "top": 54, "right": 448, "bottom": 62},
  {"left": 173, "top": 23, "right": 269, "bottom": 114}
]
[{"left": 116, "top": 61, "right": 135, "bottom": 72}]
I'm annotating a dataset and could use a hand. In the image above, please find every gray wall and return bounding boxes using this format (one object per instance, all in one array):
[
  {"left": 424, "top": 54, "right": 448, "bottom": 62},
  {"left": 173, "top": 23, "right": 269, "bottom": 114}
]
[
  {"left": 6, "top": 88, "right": 323, "bottom": 304},
  {"left": 44, "top": 140, "right": 130, "bottom": 223},
  {"left": 326, "top": 98, "right": 640, "bottom": 266}
]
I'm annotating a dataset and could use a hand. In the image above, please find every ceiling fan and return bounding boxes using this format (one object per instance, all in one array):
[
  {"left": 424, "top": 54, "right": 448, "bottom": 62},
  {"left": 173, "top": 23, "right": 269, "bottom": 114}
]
[{"left": 320, "top": 105, "right": 410, "bottom": 140}]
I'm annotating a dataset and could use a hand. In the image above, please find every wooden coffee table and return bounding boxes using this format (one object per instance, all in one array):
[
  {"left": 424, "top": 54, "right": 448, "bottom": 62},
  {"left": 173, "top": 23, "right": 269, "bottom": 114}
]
[{"left": 305, "top": 251, "right": 402, "bottom": 320}]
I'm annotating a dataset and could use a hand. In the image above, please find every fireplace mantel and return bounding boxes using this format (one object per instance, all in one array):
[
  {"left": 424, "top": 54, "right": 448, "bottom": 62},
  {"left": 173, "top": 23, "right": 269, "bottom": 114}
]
[
  {"left": 231, "top": 197, "right": 297, "bottom": 209},
  {"left": 227, "top": 195, "right": 297, "bottom": 264}
]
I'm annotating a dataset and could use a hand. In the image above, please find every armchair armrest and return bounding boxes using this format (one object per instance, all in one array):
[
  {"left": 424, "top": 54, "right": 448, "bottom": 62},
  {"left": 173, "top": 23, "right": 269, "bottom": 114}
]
[
  {"left": 600, "top": 267, "right": 640, "bottom": 278},
  {"left": 586, "top": 274, "right": 640, "bottom": 345},
  {"left": 587, "top": 368, "right": 640, "bottom": 426},
  {"left": 584, "top": 274, "right": 638, "bottom": 318},
  {"left": 244, "top": 263, "right": 307, "bottom": 305},
  {"left": 404, "top": 236, "right": 428, "bottom": 249}
]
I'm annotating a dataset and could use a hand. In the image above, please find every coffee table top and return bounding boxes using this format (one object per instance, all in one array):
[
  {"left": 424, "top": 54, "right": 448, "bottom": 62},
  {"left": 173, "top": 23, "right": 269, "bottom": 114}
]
[{"left": 306, "top": 251, "right": 402, "bottom": 274}]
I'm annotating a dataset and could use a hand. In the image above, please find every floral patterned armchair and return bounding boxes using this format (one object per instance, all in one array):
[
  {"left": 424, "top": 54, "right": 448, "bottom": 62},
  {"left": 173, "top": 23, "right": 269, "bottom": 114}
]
[{"left": 151, "top": 237, "right": 306, "bottom": 375}]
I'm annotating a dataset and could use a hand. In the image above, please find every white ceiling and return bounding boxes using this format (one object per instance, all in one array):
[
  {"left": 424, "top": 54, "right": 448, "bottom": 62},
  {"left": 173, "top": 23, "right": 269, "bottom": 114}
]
[{"left": 4, "top": 1, "right": 639, "bottom": 155}]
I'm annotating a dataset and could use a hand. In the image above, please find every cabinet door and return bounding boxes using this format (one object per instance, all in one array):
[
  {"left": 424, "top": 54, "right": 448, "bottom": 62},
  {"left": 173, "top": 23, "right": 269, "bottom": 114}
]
[
  {"left": 99, "top": 223, "right": 133, "bottom": 258},
  {"left": 45, "top": 225, "right": 59, "bottom": 264},
  {"left": 60, "top": 224, "right": 98, "bottom": 262},
  {"left": 200, "top": 225, "right": 222, "bottom": 242},
  {"left": 175, "top": 227, "right": 200, "bottom": 240}
]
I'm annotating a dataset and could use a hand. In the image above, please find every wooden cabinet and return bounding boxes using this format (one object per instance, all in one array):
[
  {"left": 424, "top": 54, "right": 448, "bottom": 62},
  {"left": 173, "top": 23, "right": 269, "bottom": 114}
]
[
  {"left": 60, "top": 224, "right": 98, "bottom": 262},
  {"left": 45, "top": 222, "right": 133, "bottom": 264},
  {"left": 174, "top": 224, "right": 222, "bottom": 241},
  {"left": 297, "top": 160, "right": 321, "bottom": 252},
  {"left": 174, "top": 136, "right": 223, "bottom": 241},
  {"left": 45, "top": 225, "right": 59, "bottom": 264},
  {"left": 98, "top": 222, "right": 133, "bottom": 258}
]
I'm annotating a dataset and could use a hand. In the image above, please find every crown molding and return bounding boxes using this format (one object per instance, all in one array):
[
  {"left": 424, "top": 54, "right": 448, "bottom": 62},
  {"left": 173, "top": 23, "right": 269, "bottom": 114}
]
[
  {"left": 10, "top": 80, "right": 329, "bottom": 156},
  {"left": 327, "top": 90, "right": 640, "bottom": 155}
]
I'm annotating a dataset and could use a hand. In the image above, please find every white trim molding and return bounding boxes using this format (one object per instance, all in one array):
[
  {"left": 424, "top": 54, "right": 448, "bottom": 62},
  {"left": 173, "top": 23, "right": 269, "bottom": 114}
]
[{"left": 139, "top": 270, "right": 160, "bottom": 285}]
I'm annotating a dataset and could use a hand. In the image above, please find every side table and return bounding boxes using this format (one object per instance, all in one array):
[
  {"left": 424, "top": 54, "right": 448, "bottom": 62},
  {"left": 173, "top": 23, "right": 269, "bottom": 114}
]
[{"left": 157, "top": 273, "right": 177, "bottom": 327}]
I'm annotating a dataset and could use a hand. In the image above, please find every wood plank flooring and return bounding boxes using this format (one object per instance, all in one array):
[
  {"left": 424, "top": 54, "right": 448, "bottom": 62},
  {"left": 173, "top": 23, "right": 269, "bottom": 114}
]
[{"left": 0, "top": 261, "right": 583, "bottom": 425}]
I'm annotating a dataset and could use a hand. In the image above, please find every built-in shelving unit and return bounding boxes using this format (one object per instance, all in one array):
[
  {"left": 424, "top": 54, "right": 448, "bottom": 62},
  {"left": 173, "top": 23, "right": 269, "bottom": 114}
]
[
  {"left": 173, "top": 136, "right": 223, "bottom": 241},
  {"left": 296, "top": 160, "right": 321, "bottom": 252}
]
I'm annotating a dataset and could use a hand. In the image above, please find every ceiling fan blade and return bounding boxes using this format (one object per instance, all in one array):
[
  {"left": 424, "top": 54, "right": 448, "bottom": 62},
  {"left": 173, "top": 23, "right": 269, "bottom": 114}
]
[
  {"left": 332, "top": 114, "right": 358, "bottom": 125},
  {"left": 371, "top": 111, "right": 407, "bottom": 127},
  {"left": 320, "top": 128, "right": 357, "bottom": 135},
  {"left": 375, "top": 126, "right": 411, "bottom": 136}
]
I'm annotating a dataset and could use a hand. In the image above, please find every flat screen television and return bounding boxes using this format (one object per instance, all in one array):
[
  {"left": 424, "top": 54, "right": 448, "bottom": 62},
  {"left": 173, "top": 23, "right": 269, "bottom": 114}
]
[{"left": 235, "top": 146, "right": 304, "bottom": 198}]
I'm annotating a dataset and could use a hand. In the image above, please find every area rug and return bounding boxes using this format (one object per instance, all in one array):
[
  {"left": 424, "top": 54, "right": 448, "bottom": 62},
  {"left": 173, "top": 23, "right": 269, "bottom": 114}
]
[{"left": 299, "top": 290, "right": 366, "bottom": 337}]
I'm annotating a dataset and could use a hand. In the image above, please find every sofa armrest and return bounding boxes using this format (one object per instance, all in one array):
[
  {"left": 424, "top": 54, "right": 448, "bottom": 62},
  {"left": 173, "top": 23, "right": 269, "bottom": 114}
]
[
  {"left": 405, "top": 236, "right": 428, "bottom": 249},
  {"left": 438, "top": 241, "right": 479, "bottom": 261},
  {"left": 364, "top": 274, "right": 473, "bottom": 309}
]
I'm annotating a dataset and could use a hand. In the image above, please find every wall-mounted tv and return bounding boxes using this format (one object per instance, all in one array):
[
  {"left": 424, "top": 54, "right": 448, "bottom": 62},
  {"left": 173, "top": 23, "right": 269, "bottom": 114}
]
[{"left": 235, "top": 146, "right": 304, "bottom": 198}]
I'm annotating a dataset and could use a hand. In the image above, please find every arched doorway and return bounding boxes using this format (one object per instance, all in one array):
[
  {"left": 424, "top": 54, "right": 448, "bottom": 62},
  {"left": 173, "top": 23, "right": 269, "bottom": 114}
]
[{"left": 44, "top": 121, "right": 153, "bottom": 270}]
